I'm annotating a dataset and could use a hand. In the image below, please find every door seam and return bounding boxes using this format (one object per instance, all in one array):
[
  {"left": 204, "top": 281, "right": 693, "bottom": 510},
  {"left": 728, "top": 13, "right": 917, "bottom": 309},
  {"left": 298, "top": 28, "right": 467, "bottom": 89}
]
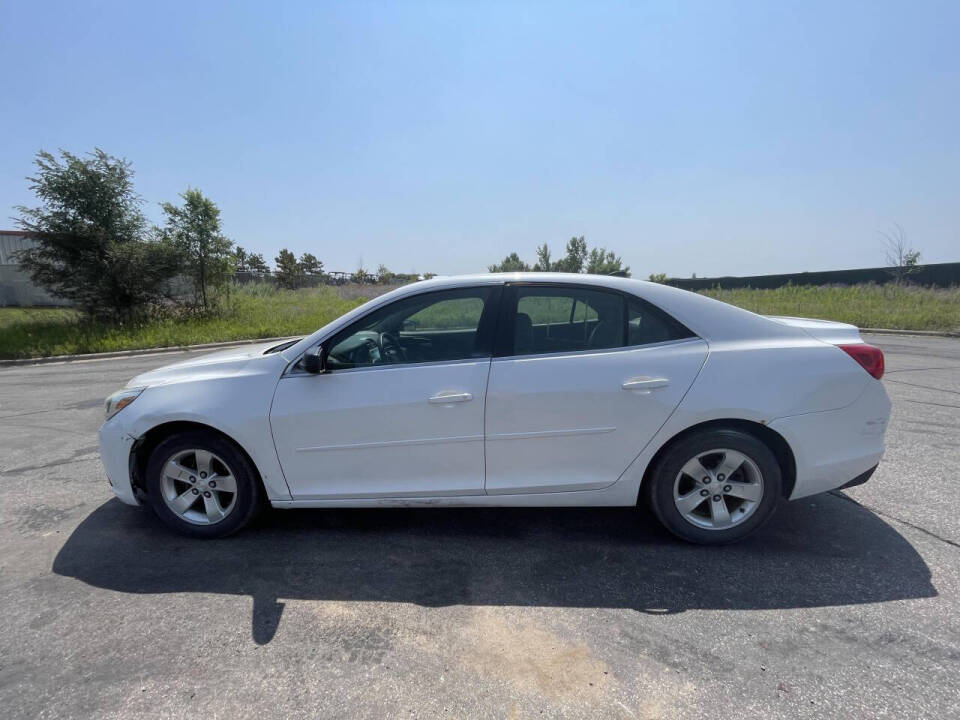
[{"left": 481, "top": 356, "right": 493, "bottom": 495}]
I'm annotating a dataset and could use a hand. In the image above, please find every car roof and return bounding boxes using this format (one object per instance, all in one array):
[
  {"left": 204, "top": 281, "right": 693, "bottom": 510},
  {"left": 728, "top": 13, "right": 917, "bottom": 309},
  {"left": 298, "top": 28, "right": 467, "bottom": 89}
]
[{"left": 408, "top": 272, "right": 637, "bottom": 290}]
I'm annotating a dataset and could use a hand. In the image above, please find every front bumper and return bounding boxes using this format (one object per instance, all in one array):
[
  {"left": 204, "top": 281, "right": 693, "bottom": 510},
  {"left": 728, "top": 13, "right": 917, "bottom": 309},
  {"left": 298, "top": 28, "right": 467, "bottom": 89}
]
[{"left": 98, "top": 420, "right": 142, "bottom": 506}]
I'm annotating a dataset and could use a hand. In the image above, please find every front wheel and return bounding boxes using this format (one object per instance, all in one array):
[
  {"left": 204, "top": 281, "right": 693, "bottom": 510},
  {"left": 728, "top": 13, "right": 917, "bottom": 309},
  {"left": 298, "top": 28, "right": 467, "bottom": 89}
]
[
  {"left": 646, "top": 428, "right": 782, "bottom": 545},
  {"left": 145, "top": 430, "right": 262, "bottom": 538}
]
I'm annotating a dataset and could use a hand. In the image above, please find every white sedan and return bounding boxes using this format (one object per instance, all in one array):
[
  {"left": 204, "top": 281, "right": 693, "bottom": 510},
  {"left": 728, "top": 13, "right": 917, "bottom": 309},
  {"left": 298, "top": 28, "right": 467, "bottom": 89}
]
[{"left": 99, "top": 273, "right": 890, "bottom": 544}]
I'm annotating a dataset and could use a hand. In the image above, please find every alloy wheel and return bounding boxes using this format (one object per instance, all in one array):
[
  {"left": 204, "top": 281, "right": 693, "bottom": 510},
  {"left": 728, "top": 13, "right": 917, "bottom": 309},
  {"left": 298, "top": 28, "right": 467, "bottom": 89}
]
[
  {"left": 672, "top": 448, "right": 764, "bottom": 530},
  {"left": 159, "top": 448, "right": 238, "bottom": 525}
]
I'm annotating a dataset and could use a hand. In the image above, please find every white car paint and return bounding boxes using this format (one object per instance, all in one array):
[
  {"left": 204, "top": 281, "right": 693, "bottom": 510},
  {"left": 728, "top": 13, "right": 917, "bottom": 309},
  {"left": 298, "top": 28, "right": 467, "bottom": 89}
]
[
  {"left": 484, "top": 338, "right": 707, "bottom": 494},
  {"left": 99, "top": 273, "right": 890, "bottom": 514},
  {"left": 766, "top": 315, "right": 863, "bottom": 344},
  {"left": 270, "top": 359, "right": 490, "bottom": 499}
]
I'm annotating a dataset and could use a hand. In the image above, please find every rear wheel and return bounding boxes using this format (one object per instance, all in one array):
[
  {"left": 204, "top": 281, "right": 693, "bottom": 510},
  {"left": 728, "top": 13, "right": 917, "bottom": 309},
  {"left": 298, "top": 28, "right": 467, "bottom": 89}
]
[
  {"left": 646, "top": 428, "right": 782, "bottom": 544},
  {"left": 145, "top": 430, "right": 262, "bottom": 538}
]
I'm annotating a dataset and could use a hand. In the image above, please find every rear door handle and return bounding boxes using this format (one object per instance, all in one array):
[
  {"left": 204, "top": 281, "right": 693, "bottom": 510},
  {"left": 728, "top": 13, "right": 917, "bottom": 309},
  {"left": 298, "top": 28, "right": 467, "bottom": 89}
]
[
  {"left": 621, "top": 377, "right": 670, "bottom": 392},
  {"left": 429, "top": 391, "right": 474, "bottom": 404}
]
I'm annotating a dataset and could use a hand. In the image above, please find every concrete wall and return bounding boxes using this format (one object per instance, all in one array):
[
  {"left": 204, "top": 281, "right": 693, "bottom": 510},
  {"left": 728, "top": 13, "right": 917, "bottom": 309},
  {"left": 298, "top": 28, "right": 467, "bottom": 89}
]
[{"left": 0, "top": 232, "right": 71, "bottom": 307}]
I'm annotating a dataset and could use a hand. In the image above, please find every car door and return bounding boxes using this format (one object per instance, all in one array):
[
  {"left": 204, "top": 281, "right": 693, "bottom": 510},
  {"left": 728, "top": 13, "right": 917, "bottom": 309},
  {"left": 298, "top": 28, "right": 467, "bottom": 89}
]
[
  {"left": 484, "top": 283, "right": 708, "bottom": 495},
  {"left": 270, "top": 285, "right": 501, "bottom": 499}
]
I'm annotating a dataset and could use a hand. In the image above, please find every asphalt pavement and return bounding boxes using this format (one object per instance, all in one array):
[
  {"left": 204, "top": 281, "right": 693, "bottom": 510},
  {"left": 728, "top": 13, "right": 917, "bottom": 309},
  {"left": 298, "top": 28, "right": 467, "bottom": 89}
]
[{"left": 0, "top": 334, "right": 957, "bottom": 719}]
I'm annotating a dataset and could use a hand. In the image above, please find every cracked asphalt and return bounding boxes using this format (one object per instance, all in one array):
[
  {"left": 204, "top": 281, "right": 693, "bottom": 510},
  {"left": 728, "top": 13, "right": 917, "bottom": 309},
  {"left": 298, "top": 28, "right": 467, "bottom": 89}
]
[{"left": 0, "top": 334, "right": 958, "bottom": 719}]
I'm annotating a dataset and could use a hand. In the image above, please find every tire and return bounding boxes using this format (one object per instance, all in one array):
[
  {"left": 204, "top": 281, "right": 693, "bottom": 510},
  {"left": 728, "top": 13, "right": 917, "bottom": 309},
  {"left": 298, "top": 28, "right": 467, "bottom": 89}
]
[
  {"left": 145, "top": 430, "right": 263, "bottom": 538},
  {"left": 645, "top": 428, "right": 782, "bottom": 545}
]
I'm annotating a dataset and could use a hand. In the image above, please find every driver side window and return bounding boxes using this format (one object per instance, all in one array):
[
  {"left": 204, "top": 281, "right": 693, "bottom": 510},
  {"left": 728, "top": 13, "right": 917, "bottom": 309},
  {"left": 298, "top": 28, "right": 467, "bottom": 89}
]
[{"left": 325, "top": 287, "right": 497, "bottom": 370}]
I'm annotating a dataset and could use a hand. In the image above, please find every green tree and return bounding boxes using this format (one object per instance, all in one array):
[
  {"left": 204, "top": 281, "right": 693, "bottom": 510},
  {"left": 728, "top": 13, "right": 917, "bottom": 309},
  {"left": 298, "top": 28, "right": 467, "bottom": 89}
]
[
  {"left": 881, "top": 223, "right": 922, "bottom": 284},
  {"left": 553, "top": 236, "right": 588, "bottom": 273},
  {"left": 487, "top": 236, "right": 632, "bottom": 277},
  {"left": 376, "top": 264, "right": 394, "bottom": 284},
  {"left": 160, "top": 188, "right": 233, "bottom": 310},
  {"left": 586, "top": 247, "right": 630, "bottom": 276},
  {"left": 274, "top": 248, "right": 302, "bottom": 289},
  {"left": 352, "top": 266, "right": 373, "bottom": 284},
  {"left": 648, "top": 272, "right": 668, "bottom": 283},
  {"left": 488, "top": 252, "right": 531, "bottom": 272},
  {"left": 14, "top": 149, "right": 178, "bottom": 320},
  {"left": 299, "top": 252, "right": 322, "bottom": 276},
  {"left": 247, "top": 252, "right": 269, "bottom": 273},
  {"left": 533, "top": 243, "right": 553, "bottom": 272},
  {"left": 234, "top": 246, "right": 249, "bottom": 272}
]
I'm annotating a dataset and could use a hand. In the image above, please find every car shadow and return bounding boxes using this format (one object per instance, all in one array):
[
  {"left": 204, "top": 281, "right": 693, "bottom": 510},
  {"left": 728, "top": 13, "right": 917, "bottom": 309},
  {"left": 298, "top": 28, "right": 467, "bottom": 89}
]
[{"left": 53, "top": 492, "right": 936, "bottom": 644}]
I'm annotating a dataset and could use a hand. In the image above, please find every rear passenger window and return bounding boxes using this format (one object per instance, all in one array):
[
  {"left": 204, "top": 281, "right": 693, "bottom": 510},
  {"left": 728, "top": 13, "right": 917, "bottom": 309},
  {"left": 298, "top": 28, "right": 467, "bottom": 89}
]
[
  {"left": 506, "top": 286, "right": 694, "bottom": 356},
  {"left": 628, "top": 297, "right": 695, "bottom": 346},
  {"left": 513, "top": 287, "right": 625, "bottom": 355}
]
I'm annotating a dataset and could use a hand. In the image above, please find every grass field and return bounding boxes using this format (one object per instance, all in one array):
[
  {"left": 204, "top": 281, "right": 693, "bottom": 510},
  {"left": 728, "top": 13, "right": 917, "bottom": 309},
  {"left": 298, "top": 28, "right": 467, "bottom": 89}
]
[
  {"left": 0, "top": 285, "right": 365, "bottom": 360},
  {"left": 699, "top": 284, "right": 960, "bottom": 332},
  {"left": 1, "top": 282, "right": 957, "bottom": 359}
]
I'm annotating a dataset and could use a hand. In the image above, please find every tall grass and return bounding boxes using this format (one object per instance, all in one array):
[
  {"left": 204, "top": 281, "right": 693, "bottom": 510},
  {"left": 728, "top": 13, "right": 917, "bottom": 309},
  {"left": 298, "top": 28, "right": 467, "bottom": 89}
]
[
  {"left": 1, "top": 282, "right": 957, "bottom": 360},
  {"left": 0, "top": 285, "right": 364, "bottom": 359},
  {"left": 699, "top": 284, "right": 960, "bottom": 332}
]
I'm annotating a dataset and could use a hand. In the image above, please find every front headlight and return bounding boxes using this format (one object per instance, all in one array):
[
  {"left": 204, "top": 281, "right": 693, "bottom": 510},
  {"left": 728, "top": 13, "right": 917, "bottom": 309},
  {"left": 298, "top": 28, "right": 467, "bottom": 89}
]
[{"left": 104, "top": 388, "right": 145, "bottom": 420}]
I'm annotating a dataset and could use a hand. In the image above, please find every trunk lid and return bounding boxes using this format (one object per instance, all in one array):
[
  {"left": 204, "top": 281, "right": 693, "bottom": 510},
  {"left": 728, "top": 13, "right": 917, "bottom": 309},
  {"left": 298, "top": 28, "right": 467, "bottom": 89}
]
[{"left": 765, "top": 315, "right": 863, "bottom": 344}]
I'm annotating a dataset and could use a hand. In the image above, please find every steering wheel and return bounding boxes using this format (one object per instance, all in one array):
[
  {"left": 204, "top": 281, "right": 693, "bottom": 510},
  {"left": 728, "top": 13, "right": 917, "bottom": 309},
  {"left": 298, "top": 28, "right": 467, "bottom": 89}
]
[{"left": 377, "top": 332, "right": 406, "bottom": 364}]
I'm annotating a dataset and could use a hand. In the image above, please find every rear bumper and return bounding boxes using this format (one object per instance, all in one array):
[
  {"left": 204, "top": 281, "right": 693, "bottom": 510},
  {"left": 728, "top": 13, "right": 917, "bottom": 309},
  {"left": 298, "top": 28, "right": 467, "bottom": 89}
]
[
  {"left": 98, "top": 420, "right": 142, "bottom": 507},
  {"left": 838, "top": 464, "right": 878, "bottom": 490},
  {"left": 770, "top": 379, "right": 891, "bottom": 500}
]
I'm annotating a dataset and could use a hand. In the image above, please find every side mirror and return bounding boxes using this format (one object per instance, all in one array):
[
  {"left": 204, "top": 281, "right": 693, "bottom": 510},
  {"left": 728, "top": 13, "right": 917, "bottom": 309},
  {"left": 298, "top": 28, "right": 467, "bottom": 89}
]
[{"left": 301, "top": 345, "right": 327, "bottom": 374}]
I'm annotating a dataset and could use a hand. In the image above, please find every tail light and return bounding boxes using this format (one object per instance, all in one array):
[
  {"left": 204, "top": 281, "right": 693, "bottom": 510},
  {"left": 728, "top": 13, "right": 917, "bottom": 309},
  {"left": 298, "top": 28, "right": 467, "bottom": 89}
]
[{"left": 838, "top": 343, "right": 885, "bottom": 380}]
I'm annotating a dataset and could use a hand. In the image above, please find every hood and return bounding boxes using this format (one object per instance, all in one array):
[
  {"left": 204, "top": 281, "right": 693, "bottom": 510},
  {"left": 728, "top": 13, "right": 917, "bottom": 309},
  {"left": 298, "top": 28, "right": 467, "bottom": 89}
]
[
  {"left": 126, "top": 340, "right": 288, "bottom": 388},
  {"left": 765, "top": 316, "right": 862, "bottom": 345}
]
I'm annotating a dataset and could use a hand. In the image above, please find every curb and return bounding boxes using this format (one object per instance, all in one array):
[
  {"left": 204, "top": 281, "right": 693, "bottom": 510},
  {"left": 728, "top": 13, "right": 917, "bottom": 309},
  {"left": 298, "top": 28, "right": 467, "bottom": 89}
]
[
  {"left": 0, "top": 336, "right": 300, "bottom": 368},
  {"left": 860, "top": 328, "right": 960, "bottom": 339}
]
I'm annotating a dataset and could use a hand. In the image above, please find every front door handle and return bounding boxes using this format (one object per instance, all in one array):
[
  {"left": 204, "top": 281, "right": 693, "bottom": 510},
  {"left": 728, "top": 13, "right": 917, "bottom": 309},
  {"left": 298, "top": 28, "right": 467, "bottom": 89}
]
[
  {"left": 621, "top": 377, "right": 670, "bottom": 393},
  {"left": 429, "top": 391, "right": 474, "bottom": 404}
]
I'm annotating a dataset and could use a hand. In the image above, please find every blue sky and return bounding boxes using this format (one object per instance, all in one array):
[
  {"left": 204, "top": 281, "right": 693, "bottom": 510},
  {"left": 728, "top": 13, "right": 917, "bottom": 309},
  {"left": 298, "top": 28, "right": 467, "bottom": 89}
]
[{"left": 1, "top": 0, "right": 957, "bottom": 277}]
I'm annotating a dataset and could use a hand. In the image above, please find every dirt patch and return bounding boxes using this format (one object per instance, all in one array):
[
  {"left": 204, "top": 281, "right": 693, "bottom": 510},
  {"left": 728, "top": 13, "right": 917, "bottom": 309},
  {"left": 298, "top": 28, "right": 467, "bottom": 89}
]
[{"left": 457, "top": 608, "right": 611, "bottom": 701}]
